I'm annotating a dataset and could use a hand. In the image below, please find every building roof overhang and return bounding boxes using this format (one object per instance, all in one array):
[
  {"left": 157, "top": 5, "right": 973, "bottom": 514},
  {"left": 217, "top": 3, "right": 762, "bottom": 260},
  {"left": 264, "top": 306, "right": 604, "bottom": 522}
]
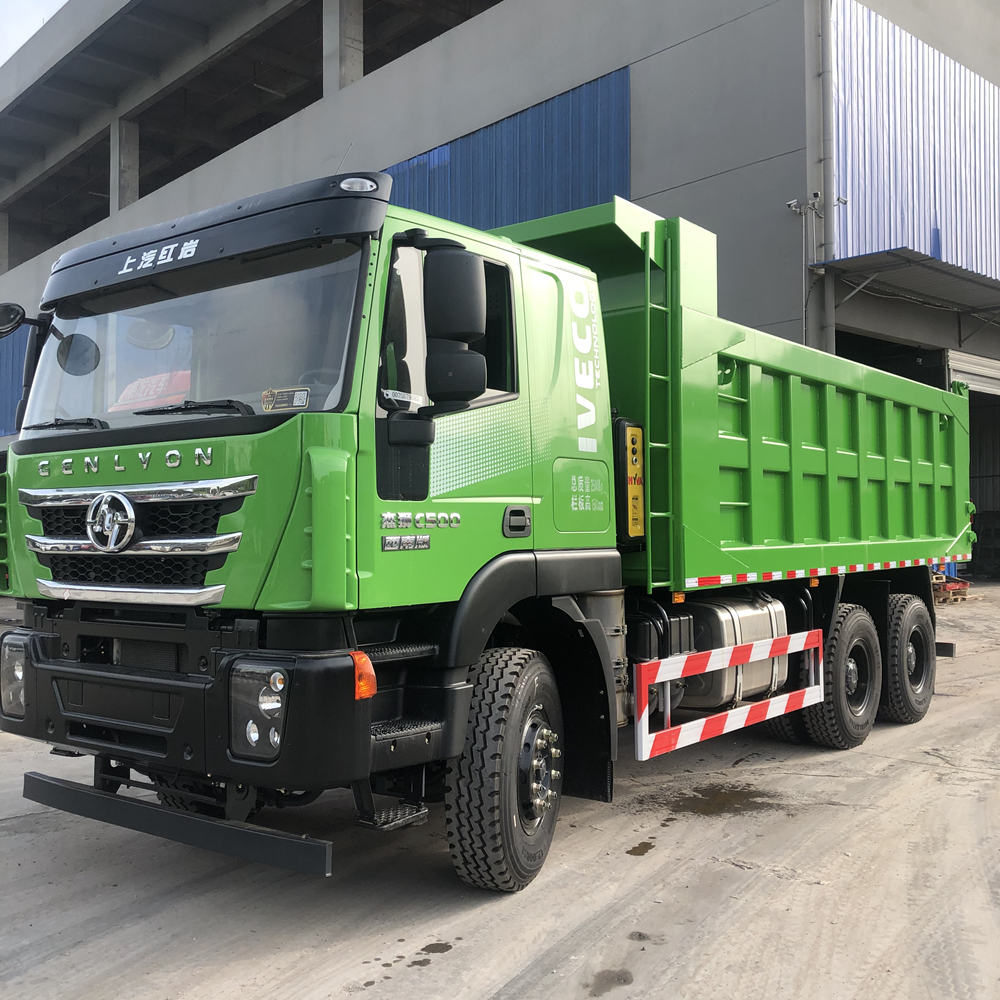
[{"left": 818, "top": 248, "right": 1000, "bottom": 316}]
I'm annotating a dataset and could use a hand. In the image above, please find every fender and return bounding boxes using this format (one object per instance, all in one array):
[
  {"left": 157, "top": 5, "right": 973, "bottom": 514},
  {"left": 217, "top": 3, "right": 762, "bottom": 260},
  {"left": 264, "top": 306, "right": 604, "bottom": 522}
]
[{"left": 442, "top": 549, "right": 622, "bottom": 668}]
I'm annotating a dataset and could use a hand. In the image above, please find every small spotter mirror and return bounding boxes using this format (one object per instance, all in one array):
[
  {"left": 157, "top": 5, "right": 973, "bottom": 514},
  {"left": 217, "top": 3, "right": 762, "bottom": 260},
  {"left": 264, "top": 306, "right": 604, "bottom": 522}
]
[
  {"left": 0, "top": 302, "right": 26, "bottom": 337},
  {"left": 57, "top": 334, "right": 102, "bottom": 376}
]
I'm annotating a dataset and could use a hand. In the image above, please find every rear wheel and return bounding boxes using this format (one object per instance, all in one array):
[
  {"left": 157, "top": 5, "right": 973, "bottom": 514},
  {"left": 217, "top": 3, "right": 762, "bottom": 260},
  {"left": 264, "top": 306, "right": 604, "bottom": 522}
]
[
  {"left": 879, "top": 594, "right": 935, "bottom": 724},
  {"left": 764, "top": 711, "right": 811, "bottom": 744},
  {"left": 445, "top": 647, "right": 564, "bottom": 892},
  {"left": 804, "top": 603, "right": 882, "bottom": 749}
]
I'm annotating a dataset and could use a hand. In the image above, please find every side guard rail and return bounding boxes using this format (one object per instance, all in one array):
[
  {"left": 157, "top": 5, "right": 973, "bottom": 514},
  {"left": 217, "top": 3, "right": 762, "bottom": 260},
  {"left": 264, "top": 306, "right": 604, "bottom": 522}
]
[{"left": 634, "top": 628, "right": 824, "bottom": 761}]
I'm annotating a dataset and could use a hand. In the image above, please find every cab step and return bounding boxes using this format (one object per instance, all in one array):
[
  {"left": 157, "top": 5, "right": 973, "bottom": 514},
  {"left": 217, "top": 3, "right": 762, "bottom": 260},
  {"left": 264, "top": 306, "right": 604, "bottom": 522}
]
[
  {"left": 363, "top": 642, "right": 437, "bottom": 663},
  {"left": 351, "top": 779, "right": 428, "bottom": 831}
]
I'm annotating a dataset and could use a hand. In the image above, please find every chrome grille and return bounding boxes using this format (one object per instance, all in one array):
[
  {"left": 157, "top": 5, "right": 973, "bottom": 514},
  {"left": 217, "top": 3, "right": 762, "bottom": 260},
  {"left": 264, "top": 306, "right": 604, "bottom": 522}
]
[{"left": 21, "top": 475, "right": 257, "bottom": 605}]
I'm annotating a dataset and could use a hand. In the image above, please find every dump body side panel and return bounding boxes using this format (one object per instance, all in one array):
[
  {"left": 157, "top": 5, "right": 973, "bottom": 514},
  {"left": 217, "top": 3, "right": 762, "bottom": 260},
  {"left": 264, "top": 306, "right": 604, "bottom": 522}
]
[{"left": 498, "top": 203, "right": 975, "bottom": 592}]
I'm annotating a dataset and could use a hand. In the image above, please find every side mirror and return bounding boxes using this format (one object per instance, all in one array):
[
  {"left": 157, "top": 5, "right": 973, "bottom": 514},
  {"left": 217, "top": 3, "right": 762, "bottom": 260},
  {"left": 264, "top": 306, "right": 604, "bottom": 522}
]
[
  {"left": 0, "top": 303, "right": 26, "bottom": 337},
  {"left": 423, "top": 249, "right": 487, "bottom": 412}
]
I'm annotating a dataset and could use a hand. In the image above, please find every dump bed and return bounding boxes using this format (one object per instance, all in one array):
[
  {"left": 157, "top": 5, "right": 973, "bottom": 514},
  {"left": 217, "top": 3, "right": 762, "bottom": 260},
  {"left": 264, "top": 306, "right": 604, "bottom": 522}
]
[{"left": 499, "top": 199, "right": 974, "bottom": 593}]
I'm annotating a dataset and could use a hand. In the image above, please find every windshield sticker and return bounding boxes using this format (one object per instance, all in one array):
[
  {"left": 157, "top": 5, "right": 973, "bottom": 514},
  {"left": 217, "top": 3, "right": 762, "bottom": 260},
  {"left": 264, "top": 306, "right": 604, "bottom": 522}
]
[{"left": 262, "top": 386, "right": 311, "bottom": 412}]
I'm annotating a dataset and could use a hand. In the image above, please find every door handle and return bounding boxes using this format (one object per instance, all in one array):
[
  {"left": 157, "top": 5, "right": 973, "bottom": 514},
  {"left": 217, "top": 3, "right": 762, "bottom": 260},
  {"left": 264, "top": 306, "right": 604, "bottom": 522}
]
[{"left": 502, "top": 505, "right": 532, "bottom": 538}]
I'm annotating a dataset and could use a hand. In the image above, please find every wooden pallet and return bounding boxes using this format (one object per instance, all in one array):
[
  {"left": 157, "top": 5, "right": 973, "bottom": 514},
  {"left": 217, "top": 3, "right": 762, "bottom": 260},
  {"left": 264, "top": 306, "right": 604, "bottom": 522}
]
[{"left": 934, "top": 591, "right": 981, "bottom": 605}]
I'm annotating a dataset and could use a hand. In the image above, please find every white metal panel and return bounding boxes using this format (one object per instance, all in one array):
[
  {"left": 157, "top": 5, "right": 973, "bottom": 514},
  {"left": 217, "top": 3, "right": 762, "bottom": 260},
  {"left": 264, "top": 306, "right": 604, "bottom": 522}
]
[{"left": 950, "top": 350, "right": 1000, "bottom": 396}]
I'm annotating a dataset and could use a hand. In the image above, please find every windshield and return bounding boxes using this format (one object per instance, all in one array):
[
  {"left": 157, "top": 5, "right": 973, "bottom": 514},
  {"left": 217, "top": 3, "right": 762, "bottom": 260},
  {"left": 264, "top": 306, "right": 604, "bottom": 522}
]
[{"left": 22, "top": 240, "right": 364, "bottom": 438}]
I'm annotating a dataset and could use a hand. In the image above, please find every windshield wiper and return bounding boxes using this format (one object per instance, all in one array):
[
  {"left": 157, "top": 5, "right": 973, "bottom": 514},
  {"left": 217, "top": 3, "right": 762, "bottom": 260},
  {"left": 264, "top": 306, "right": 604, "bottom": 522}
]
[
  {"left": 134, "top": 398, "right": 255, "bottom": 417},
  {"left": 23, "top": 416, "right": 109, "bottom": 431}
]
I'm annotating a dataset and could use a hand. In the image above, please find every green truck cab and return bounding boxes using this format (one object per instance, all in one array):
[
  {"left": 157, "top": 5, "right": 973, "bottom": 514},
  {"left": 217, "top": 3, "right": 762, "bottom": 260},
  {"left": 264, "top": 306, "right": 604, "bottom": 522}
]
[{"left": 0, "top": 174, "right": 974, "bottom": 890}]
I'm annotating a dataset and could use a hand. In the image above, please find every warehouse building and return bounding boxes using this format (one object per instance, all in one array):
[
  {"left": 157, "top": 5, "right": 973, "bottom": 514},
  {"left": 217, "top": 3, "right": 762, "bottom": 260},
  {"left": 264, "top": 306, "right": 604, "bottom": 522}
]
[{"left": 1, "top": 0, "right": 999, "bottom": 565}]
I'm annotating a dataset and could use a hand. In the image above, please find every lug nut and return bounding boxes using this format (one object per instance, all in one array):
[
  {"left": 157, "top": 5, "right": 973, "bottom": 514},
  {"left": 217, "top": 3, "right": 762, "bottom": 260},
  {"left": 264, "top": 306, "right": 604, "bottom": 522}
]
[
  {"left": 551, "top": 747, "right": 562, "bottom": 758},
  {"left": 546, "top": 789, "right": 557, "bottom": 801},
  {"left": 531, "top": 782, "right": 543, "bottom": 794},
  {"left": 550, "top": 769, "right": 561, "bottom": 780}
]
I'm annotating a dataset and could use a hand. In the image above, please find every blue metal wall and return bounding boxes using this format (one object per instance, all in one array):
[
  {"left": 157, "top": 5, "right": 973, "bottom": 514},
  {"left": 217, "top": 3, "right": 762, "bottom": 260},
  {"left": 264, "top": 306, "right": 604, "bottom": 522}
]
[
  {"left": 833, "top": 0, "right": 1000, "bottom": 279},
  {"left": 385, "top": 68, "right": 630, "bottom": 230},
  {"left": 0, "top": 326, "right": 27, "bottom": 437}
]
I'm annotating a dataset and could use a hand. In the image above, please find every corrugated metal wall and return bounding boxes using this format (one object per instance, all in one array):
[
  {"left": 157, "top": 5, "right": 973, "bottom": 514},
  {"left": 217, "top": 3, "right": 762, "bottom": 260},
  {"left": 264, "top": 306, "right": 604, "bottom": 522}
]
[
  {"left": 0, "top": 326, "right": 27, "bottom": 437},
  {"left": 833, "top": 0, "right": 1000, "bottom": 279},
  {"left": 385, "top": 68, "right": 630, "bottom": 230}
]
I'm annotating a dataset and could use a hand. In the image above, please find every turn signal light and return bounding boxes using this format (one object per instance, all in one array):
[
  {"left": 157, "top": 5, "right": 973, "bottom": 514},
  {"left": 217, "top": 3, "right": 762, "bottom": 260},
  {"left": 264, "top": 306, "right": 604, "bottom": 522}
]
[{"left": 352, "top": 650, "right": 377, "bottom": 700}]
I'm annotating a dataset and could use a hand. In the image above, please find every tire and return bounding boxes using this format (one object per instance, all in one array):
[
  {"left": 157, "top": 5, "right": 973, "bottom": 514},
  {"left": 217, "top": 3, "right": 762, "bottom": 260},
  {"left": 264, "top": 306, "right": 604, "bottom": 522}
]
[
  {"left": 803, "top": 603, "right": 882, "bottom": 749},
  {"left": 878, "top": 594, "right": 935, "bottom": 724},
  {"left": 445, "top": 647, "right": 564, "bottom": 892},
  {"left": 764, "top": 712, "right": 811, "bottom": 744}
]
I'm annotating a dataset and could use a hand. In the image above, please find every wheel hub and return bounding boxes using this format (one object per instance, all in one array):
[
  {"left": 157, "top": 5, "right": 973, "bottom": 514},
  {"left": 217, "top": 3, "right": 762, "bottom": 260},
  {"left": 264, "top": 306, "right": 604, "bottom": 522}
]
[
  {"left": 517, "top": 712, "right": 562, "bottom": 825},
  {"left": 845, "top": 657, "right": 859, "bottom": 696},
  {"left": 906, "top": 641, "right": 918, "bottom": 678}
]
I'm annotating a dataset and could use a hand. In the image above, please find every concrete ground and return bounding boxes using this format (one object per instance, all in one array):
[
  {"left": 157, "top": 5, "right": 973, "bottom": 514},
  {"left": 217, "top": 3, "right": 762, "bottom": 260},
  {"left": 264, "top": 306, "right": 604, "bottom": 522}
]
[{"left": 1, "top": 588, "right": 998, "bottom": 1000}]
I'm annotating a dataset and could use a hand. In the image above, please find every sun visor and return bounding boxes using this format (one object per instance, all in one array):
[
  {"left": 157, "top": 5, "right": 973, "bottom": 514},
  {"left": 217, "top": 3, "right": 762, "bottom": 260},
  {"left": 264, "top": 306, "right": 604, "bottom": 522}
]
[{"left": 41, "top": 178, "right": 391, "bottom": 311}]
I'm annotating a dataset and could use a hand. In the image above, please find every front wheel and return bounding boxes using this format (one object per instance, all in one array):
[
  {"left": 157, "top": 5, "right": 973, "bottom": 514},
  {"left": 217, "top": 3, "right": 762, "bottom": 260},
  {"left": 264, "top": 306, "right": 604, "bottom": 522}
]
[{"left": 445, "top": 648, "right": 564, "bottom": 892}]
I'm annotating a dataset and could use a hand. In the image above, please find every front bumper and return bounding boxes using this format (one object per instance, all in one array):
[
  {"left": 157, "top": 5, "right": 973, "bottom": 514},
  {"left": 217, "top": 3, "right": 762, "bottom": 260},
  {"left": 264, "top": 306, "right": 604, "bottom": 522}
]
[
  {"left": 1, "top": 627, "right": 372, "bottom": 788},
  {"left": 23, "top": 771, "right": 335, "bottom": 876}
]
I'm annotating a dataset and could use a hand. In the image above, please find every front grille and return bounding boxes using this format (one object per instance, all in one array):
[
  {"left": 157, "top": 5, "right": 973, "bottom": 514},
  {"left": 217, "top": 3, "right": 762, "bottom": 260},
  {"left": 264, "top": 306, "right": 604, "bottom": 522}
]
[
  {"left": 49, "top": 555, "right": 210, "bottom": 588},
  {"left": 142, "top": 502, "right": 223, "bottom": 536},
  {"left": 41, "top": 501, "right": 223, "bottom": 539},
  {"left": 42, "top": 508, "right": 87, "bottom": 538},
  {"left": 23, "top": 476, "right": 255, "bottom": 598}
]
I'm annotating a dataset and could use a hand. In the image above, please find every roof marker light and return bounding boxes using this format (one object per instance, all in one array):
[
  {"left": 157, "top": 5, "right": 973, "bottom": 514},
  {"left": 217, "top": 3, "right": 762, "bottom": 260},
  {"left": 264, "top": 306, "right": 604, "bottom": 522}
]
[{"left": 340, "top": 177, "right": 378, "bottom": 193}]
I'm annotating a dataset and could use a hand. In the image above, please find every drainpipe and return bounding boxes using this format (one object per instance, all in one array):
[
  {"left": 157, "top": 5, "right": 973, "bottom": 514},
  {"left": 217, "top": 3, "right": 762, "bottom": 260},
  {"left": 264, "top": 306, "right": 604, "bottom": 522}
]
[{"left": 820, "top": 0, "right": 837, "bottom": 355}]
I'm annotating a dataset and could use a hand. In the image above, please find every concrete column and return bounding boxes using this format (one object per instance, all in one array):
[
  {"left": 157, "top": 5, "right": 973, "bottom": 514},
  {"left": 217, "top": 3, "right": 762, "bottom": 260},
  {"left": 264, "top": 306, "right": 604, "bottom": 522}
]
[
  {"left": 324, "top": 0, "right": 364, "bottom": 94},
  {"left": 110, "top": 118, "right": 139, "bottom": 214},
  {"left": 0, "top": 212, "right": 8, "bottom": 276}
]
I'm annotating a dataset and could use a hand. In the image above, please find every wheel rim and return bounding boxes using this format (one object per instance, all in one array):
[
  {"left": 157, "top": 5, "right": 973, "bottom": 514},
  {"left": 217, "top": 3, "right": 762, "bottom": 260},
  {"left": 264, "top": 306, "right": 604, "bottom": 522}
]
[
  {"left": 906, "top": 628, "right": 928, "bottom": 693},
  {"left": 517, "top": 707, "right": 561, "bottom": 832},
  {"left": 844, "top": 641, "right": 874, "bottom": 716}
]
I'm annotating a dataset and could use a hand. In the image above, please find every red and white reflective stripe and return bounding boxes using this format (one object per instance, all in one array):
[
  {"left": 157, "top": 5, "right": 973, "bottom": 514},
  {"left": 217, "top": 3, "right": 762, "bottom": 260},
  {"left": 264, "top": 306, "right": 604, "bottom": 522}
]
[
  {"left": 637, "top": 685, "right": 825, "bottom": 759},
  {"left": 638, "top": 629, "right": 821, "bottom": 684},
  {"left": 684, "top": 554, "right": 972, "bottom": 591},
  {"left": 634, "top": 628, "right": 824, "bottom": 762}
]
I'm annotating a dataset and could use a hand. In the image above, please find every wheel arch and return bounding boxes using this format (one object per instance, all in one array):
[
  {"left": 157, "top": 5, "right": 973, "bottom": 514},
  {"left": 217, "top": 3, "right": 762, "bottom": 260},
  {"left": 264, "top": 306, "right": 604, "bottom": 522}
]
[{"left": 440, "top": 550, "right": 621, "bottom": 803}]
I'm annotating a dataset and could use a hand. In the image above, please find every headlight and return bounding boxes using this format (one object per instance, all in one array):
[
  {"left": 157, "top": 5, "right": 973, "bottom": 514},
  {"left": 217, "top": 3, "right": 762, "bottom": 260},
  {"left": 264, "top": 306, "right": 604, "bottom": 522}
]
[
  {"left": 230, "top": 662, "right": 288, "bottom": 760},
  {"left": 1, "top": 633, "right": 27, "bottom": 719}
]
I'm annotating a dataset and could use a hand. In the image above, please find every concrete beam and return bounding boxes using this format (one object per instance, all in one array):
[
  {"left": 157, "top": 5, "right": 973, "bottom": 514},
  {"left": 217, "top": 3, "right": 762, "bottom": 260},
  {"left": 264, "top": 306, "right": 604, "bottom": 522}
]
[
  {"left": 0, "top": 0, "right": 307, "bottom": 211},
  {"left": 4, "top": 106, "right": 80, "bottom": 136},
  {"left": 110, "top": 118, "right": 139, "bottom": 213},
  {"left": 0, "top": 0, "right": 134, "bottom": 113},
  {"left": 124, "top": 8, "right": 211, "bottom": 46},
  {"left": 325, "top": 0, "right": 364, "bottom": 93},
  {"left": 39, "top": 76, "right": 117, "bottom": 108},
  {"left": 79, "top": 43, "right": 161, "bottom": 79},
  {"left": 0, "top": 212, "right": 8, "bottom": 276}
]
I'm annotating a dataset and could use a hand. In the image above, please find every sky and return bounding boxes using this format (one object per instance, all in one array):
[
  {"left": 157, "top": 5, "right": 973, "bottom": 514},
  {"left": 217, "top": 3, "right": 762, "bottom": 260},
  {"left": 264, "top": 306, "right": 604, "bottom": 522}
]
[{"left": 0, "top": 0, "right": 70, "bottom": 70}]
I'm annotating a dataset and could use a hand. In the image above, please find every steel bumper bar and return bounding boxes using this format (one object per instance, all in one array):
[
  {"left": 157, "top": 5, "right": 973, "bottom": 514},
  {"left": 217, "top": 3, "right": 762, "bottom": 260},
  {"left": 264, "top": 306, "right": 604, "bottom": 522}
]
[{"left": 23, "top": 771, "right": 333, "bottom": 877}]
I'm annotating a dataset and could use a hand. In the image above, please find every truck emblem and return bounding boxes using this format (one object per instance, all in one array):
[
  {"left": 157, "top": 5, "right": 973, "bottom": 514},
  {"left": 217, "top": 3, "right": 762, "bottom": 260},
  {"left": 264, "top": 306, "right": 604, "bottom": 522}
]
[{"left": 85, "top": 492, "right": 137, "bottom": 552}]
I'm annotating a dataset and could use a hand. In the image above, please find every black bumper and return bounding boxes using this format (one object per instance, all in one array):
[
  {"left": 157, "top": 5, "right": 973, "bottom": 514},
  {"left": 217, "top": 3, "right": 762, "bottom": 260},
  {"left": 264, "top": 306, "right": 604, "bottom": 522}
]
[
  {"left": 1, "top": 626, "right": 471, "bottom": 787},
  {"left": 23, "top": 771, "right": 334, "bottom": 876}
]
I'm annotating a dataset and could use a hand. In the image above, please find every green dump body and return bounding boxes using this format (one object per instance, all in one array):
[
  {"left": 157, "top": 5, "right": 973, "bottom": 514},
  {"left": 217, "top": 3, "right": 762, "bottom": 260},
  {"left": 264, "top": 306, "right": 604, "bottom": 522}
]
[{"left": 499, "top": 199, "right": 975, "bottom": 593}]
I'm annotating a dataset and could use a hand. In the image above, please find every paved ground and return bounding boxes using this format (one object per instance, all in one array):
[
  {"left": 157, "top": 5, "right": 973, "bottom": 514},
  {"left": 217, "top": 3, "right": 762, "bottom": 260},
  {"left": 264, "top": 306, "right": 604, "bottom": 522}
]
[{"left": 2, "top": 588, "right": 999, "bottom": 1000}]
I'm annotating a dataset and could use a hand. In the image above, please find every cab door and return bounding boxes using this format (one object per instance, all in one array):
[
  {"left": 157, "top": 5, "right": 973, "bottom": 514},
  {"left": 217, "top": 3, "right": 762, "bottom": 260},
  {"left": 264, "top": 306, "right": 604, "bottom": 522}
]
[{"left": 356, "top": 226, "right": 532, "bottom": 611}]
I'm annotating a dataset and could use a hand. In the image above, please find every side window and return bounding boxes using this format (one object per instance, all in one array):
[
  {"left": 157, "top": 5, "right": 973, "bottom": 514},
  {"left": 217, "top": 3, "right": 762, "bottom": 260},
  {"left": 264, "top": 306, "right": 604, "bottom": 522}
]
[
  {"left": 480, "top": 261, "right": 516, "bottom": 399},
  {"left": 375, "top": 243, "right": 517, "bottom": 501},
  {"left": 376, "top": 248, "right": 516, "bottom": 415}
]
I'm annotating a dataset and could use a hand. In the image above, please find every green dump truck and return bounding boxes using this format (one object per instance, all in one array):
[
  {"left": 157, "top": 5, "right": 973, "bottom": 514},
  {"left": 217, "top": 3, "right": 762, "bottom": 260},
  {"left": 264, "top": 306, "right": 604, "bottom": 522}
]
[{"left": 0, "top": 174, "right": 974, "bottom": 891}]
